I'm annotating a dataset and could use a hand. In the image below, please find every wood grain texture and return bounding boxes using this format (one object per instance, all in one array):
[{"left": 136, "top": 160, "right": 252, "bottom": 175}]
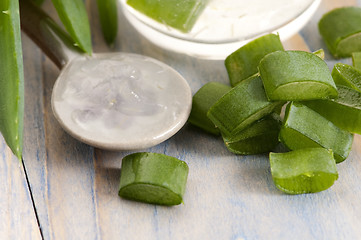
[
  {"left": 0, "top": 135, "right": 41, "bottom": 239},
  {"left": 18, "top": 0, "right": 361, "bottom": 239}
]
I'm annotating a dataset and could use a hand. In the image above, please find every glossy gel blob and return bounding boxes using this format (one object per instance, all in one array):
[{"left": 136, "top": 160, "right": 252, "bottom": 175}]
[{"left": 52, "top": 53, "right": 192, "bottom": 150}]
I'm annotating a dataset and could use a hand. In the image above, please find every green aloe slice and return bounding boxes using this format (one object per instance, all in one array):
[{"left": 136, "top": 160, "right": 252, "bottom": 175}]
[
  {"left": 352, "top": 52, "right": 361, "bottom": 71},
  {"left": 270, "top": 148, "right": 338, "bottom": 194},
  {"left": 259, "top": 51, "right": 338, "bottom": 101},
  {"left": 51, "top": 0, "right": 92, "bottom": 54},
  {"left": 225, "top": 33, "right": 284, "bottom": 87},
  {"left": 332, "top": 63, "right": 361, "bottom": 92},
  {"left": 319, "top": 7, "right": 361, "bottom": 58},
  {"left": 0, "top": 0, "right": 24, "bottom": 159},
  {"left": 302, "top": 85, "right": 361, "bottom": 134},
  {"left": 188, "top": 82, "right": 231, "bottom": 135},
  {"left": 96, "top": 0, "right": 118, "bottom": 45},
  {"left": 119, "top": 152, "right": 189, "bottom": 205},
  {"left": 223, "top": 113, "right": 281, "bottom": 155},
  {"left": 207, "top": 75, "right": 285, "bottom": 136},
  {"left": 279, "top": 102, "right": 353, "bottom": 163},
  {"left": 126, "top": 0, "right": 208, "bottom": 33}
]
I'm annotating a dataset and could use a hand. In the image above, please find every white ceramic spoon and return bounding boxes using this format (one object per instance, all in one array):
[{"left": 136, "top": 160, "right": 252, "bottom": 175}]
[{"left": 20, "top": 0, "right": 192, "bottom": 150}]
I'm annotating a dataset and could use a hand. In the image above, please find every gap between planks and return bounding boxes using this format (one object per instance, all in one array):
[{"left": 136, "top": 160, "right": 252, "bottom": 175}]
[{"left": 21, "top": 159, "right": 45, "bottom": 240}]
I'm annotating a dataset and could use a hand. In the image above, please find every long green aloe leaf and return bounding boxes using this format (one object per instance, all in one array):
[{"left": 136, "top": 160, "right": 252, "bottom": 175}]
[
  {"left": 51, "top": 0, "right": 92, "bottom": 54},
  {"left": 96, "top": 0, "right": 118, "bottom": 45},
  {"left": 0, "top": 0, "right": 24, "bottom": 159}
]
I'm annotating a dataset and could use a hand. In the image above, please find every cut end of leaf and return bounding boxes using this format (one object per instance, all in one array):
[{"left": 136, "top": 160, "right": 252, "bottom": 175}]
[
  {"left": 336, "top": 32, "right": 361, "bottom": 58},
  {"left": 270, "top": 81, "right": 338, "bottom": 101},
  {"left": 119, "top": 183, "right": 183, "bottom": 205},
  {"left": 270, "top": 148, "right": 338, "bottom": 194}
]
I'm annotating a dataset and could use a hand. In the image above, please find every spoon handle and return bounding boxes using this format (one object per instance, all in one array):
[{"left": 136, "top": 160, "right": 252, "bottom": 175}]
[{"left": 19, "top": 0, "right": 83, "bottom": 69}]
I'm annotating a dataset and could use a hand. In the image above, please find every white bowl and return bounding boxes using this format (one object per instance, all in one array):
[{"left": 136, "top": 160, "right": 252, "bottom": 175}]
[{"left": 120, "top": 0, "right": 321, "bottom": 59}]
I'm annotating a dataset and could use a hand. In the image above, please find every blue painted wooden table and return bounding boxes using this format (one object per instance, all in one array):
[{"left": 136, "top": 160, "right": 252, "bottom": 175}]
[{"left": 1, "top": 0, "right": 361, "bottom": 239}]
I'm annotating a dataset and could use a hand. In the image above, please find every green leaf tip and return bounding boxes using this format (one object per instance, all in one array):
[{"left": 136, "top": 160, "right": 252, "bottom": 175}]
[{"left": 51, "top": 0, "right": 93, "bottom": 54}]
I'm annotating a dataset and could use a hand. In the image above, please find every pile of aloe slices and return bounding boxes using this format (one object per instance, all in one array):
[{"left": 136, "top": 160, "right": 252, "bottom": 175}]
[{"left": 189, "top": 32, "right": 361, "bottom": 194}]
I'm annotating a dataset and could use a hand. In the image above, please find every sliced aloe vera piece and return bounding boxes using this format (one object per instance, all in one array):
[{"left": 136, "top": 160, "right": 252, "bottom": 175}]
[
  {"left": 302, "top": 85, "right": 361, "bottom": 134},
  {"left": 225, "top": 33, "right": 284, "bottom": 87},
  {"left": 332, "top": 63, "right": 361, "bottom": 92},
  {"left": 188, "top": 82, "right": 231, "bottom": 135},
  {"left": 126, "top": 0, "right": 208, "bottom": 33},
  {"left": 223, "top": 113, "right": 281, "bottom": 155},
  {"left": 207, "top": 75, "right": 285, "bottom": 136},
  {"left": 119, "top": 152, "right": 189, "bottom": 205},
  {"left": 259, "top": 51, "right": 338, "bottom": 101},
  {"left": 270, "top": 148, "right": 338, "bottom": 194},
  {"left": 319, "top": 7, "right": 361, "bottom": 58},
  {"left": 96, "top": 0, "right": 118, "bottom": 45},
  {"left": 0, "top": 0, "right": 24, "bottom": 159},
  {"left": 352, "top": 52, "right": 361, "bottom": 71},
  {"left": 279, "top": 102, "right": 353, "bottom": 163}
]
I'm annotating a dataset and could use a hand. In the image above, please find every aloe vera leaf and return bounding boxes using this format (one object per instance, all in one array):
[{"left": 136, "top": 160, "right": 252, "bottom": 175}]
[
  {"left": 188, "top": 82, "right": 231, "bottom": 135},
  {"left": 51, "top": 0, "right": 92, "bottom": 54},
  {"left": 259, "top": 51, "right": 338, "bottom": 101},
  {"left": 319, "top": 7, "right": 361, "bottom": 58},
  {"left": 207, "top": 75, "right": 285, "bottom": 136},
  {"left": 119, "top": 152, "right": 189, "bottom": 205},
  {"left": 96, "top": 0, "right": 118, "bottom": 45},
  {"left": 270, "top": 148, "right": 338, "bottom": 194},
  {"left": 223, "top": 113, "right": 281, "bottom": 155},
  {"left": 0, "top": 0, "right": 24, "bottom": 159},
  {"left": 126, "top": 0, "right": 208, "bottom": 33},
  {"left": 302, "top": 85, "right": 361, "bottom": 134},
  {"left": 279, "top": 102, "right": 353, "bottom": 163},
  {"left": 225, "top": 33, "right": 284, "bottom": 87},
  {"left": 352, "top": 52, "right": 361, "bottom": 72},
  {"left": 332, "top": 63, "right": 361, "bottom": 93}
]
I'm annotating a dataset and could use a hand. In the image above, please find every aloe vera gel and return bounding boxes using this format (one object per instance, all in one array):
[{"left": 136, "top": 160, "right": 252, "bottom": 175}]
[{"left": 52, "top": 53, "right": 191, "bottom": 149}]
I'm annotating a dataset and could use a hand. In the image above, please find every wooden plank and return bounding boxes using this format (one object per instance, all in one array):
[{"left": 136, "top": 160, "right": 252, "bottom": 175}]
[
  {"left": 0, "top": 136, "right": 41, "bottom": 239},
  {"left": 25, "top": 40, "right": 97, "bottom": 239},
  {"left": 22, "top": 37, "right": 101, "bottom": 240},
  {"left": 22, "top": 32, "right": 52, "bottom": 240},
  {"left": 21, "top": 1, "right": 100, "bottom": 239},
  {"left": 20, "top": 0, "right": 361, "bottom": 239},
  {"left": 0, "top": 19, "right": 42, "bottom": 240},
  {"left": 283, "top": 34, "right": 310, "bottom": 51}
]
